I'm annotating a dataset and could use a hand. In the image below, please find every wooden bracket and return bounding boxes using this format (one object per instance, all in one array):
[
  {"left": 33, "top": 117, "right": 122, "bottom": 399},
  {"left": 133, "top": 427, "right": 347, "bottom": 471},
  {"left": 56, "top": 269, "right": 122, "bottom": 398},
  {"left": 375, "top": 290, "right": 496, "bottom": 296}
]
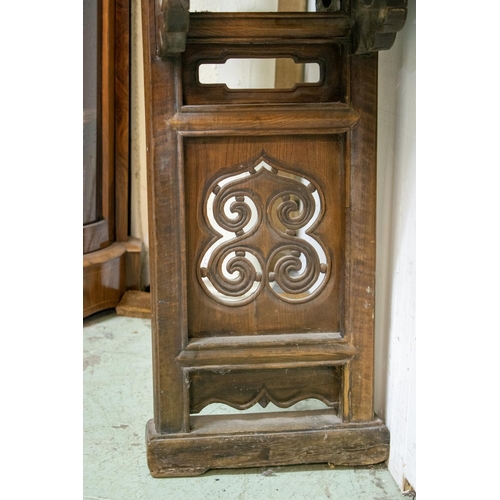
[
  {"left": 156, "top": 1, "right": 407, "bottom": 58},
  {"left": 316, "top": 0, "right": 408, "bottom": 54},
  {"left": 350, "top": 0, "right": 408, "bottom": 54},
  {"left": 155, "top": 0, "right": 190, "bottom": 57}
]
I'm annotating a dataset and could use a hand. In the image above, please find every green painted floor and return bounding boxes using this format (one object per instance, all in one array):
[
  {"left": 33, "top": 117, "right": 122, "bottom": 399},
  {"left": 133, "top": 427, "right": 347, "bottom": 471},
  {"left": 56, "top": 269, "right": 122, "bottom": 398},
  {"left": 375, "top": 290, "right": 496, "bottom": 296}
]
[{"left": 83, "top": 312, "right": 408, "bottom": 500}]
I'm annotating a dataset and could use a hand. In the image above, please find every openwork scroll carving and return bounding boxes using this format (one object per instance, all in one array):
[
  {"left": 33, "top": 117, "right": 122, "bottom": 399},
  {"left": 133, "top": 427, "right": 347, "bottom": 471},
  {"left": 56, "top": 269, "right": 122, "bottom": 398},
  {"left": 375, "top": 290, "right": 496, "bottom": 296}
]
[{"left": 198, "top": 155, "right": 330, "bottom": 306}]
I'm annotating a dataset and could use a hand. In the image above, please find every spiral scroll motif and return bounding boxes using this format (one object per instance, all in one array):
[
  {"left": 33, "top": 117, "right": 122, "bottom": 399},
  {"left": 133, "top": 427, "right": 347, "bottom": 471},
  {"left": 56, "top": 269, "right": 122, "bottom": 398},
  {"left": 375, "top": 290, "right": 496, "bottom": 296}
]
[
  {"left": 202, "top": 246, "right": 264, "bottom": 304},
  {"left": 273, "top": 190, "right": 316, "bottom": 231},
  {"left": 267, "top": 177, "right": 329, "bottom": 303},
  {"left": 198, "top": 156, "right": 330, "bottom": 306},
  {"left": 212, "top": 189, "right": 256, "bottom": 234},
  {"left": 268, "top": 243, "right": 321, "bottom": 297}
]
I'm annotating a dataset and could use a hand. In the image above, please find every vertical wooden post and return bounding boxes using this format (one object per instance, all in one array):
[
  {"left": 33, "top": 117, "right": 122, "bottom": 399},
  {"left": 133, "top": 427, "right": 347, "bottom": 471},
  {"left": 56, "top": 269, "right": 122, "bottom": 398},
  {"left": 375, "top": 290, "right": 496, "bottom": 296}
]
[{"left": 142, "top": 0, "right": 189, "bottom": 434}]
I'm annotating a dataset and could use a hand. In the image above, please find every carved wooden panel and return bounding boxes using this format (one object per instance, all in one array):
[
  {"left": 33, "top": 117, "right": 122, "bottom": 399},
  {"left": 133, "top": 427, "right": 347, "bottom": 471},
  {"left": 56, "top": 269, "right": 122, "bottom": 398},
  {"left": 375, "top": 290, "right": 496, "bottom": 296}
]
[
  {"left": 185, "top": 136, "right": 345, "bottom": 337},
  {"left": 198, "top": 154, "right": 329, "bottom": 306},
  {"left": 190, "top": 366, "right": 341, "bottom": 414},
  {"left": 183, "top": 43, "right": 342, "bottom": 105}
]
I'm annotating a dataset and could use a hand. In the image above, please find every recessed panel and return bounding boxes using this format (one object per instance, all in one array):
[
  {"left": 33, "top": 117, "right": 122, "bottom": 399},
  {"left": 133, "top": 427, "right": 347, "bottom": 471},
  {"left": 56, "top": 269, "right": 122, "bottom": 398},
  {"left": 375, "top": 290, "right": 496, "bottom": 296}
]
[
  {"left": 190, "top": 366, "right": 341, "bottom": 414},
  {"left": 185, "top": 135, "right": 345, "bottom": 337},
  {"left": 183, "top": 44, "right": 342, "bottom": 105}
]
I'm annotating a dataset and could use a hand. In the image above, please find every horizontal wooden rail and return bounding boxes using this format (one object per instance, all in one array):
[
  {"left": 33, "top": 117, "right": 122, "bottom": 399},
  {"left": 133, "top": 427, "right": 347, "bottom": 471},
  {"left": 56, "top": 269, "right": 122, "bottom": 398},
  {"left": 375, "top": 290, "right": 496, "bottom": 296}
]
[
  {"left": 187, "top": 13, "right": 352, "bottom": 44},
  {"left": 176, "top": 332, "right": 357, "bottom": 369},
  {"left": 169, "top": 103, "right": 359, "bottom": 136}
]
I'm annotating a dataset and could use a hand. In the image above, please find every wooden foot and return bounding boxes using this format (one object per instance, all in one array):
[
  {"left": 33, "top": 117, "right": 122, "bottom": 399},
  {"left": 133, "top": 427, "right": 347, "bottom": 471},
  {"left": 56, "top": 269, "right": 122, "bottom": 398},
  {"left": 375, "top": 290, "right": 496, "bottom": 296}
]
[
  {"left": 146, "top": 411, "right": 389, "bottom": 478},
  {"left": 116, "top": 290, "right": 151, "bottom": 319}
]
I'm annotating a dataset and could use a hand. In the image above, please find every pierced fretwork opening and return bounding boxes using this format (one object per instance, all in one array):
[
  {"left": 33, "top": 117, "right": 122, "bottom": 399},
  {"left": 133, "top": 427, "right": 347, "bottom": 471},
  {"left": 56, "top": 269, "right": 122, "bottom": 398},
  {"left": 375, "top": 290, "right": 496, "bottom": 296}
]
[
  {"left": 195, "top": 398, "right": 336, "bottom": 416},
  {"left": 199, "top": 59, "right": 321, "bottom": 90},
  {"left": 198, "top": 157, "right": 330, "bottom": 306},
  {"left": 189, "top": 366, "right": 342, "bottom": 416}
]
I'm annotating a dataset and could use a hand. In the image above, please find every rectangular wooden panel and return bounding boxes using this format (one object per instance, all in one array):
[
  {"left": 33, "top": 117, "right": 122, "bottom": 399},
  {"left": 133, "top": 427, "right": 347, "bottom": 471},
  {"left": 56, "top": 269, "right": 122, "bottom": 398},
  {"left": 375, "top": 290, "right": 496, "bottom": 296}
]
[
  {"left": 189, "top": 366, "right": 341, "bottom": 413},
  {"left": 183, "top": 43, "right": 343, "bottom": 105},
  {"left": 184, "top": 134, "right": 346, "bottom": 338}
]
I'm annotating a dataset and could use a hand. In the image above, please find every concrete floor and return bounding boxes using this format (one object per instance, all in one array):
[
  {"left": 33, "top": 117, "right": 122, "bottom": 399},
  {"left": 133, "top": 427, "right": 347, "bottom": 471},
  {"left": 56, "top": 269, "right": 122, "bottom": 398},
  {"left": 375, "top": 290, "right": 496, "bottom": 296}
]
[{"left": 83, "top": 311, "right": 409, "bottom": 500}]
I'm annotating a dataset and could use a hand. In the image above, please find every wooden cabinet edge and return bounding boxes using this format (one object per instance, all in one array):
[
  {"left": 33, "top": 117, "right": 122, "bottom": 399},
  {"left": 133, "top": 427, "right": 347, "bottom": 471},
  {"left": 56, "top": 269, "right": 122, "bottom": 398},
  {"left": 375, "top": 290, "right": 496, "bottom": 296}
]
[{"left": 83, "top": 237, "right": 143, "bottom": 318}]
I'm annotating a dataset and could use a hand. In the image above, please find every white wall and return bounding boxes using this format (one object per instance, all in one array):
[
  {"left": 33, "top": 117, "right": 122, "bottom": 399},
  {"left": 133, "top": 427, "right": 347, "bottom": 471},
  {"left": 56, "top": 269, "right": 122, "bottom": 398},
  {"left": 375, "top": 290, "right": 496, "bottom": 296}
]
[
  {"left": 375, "top": 0, "right": 416, "bottom": 491},
  {"left": 130, "top": 0, "right": 416, "bottom": 490}
]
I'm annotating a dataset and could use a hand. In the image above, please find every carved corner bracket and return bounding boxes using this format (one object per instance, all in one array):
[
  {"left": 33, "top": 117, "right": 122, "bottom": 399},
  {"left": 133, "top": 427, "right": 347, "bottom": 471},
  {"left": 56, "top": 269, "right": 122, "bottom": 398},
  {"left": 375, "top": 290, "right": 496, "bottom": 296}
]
[
  {"left": 316, "top": 0, "right": 408, "bottom": 54},
  {"left": 349, "top": 0, "right": 408, "bottom": 54},
  {"left": 155, "top": 0, "right": 190, "bottom": 57},
  {"left": 155, "top": 1, "right": 407, "bottom": 58}
]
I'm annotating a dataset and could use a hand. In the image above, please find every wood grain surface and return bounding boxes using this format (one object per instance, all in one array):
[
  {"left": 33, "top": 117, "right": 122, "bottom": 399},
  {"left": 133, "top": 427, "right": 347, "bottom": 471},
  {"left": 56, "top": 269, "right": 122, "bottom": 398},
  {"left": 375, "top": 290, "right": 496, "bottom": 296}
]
[{"left": 141, "top": 0, "right": 406, "bottom": 476}]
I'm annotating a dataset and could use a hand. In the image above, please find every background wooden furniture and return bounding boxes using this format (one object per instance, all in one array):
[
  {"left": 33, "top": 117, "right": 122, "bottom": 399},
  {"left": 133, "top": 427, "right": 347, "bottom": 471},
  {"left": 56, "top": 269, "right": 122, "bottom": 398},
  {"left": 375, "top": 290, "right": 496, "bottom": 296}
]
[
  {"left": 83, "top": 0, "right": 141, "bottom": 318},
  {"left": 142, "top": 0, "right": 407, "bottom": 477}
]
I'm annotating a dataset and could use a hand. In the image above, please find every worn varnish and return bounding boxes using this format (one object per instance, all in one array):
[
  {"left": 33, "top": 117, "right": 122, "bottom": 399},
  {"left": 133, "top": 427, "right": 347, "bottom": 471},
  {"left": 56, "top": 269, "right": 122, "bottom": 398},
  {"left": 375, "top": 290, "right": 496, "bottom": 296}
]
[{"left": 141, "top": 0, "right": 407, "bottom": 477}]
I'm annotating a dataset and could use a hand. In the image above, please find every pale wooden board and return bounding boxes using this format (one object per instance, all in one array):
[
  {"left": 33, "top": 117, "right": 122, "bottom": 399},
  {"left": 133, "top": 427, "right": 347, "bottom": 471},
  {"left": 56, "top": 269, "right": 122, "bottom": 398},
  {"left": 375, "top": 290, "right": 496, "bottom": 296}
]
[{"left": 116, "top": 290, "right": 151, "bottom": 319}]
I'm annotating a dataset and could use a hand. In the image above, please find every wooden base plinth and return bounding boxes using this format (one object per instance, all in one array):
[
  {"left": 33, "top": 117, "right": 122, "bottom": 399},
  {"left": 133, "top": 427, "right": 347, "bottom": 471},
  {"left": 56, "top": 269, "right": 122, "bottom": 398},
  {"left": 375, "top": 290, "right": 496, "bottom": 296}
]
[
  {"left": 116, "top": 290, "right": 151, "bottom": 318},
  {"left": 146, "top": 411, "right": 389, "bottom": 478}
]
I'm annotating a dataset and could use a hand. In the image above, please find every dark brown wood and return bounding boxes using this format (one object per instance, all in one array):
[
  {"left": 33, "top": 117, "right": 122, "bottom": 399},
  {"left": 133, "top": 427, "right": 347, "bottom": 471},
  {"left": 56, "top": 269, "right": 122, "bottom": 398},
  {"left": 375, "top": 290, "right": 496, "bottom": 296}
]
[
  {"left": 185, "top": 144, "right": 345, "bottom": 338},
  {"left": 83, "top": 237, "right": 141, "bottom": 318},
  {"left": 114, "top": 0, "right": 131, "bottom": 243},
  {"left": 190, "top": 366, "right": 341, "bottom": 413},
  {"left": 83, "top": 0, "right": 141, "bottom": 318},
  {"left": 170, "top": 103, "right": 359, "bottom": 136},
  {"left": 183, "top": 43, "right": 342, "bottom": 105},
  {"left": 344, "top": 53, "right": 378, "bottom": 421},
  {"left": 316, "top": 0, "right": 408, "bottom": 54},
  {"left": 83, "top": 0, "right": 116, "bottom": 255},
  {"left": 176, "top": 332, "right": 355, "bottom": 369},
  {"left": 142, "top": 0, "right": 407, "bottom": 477},
  {"left": 83, "top": 242, "right": 126, "bottom": 318},
  {"left": 143, "top": 0, "right": 189, "bottom": 434},
  {"left": 155, "top": 0, "right": 190, "bottom": 57},
  {"left": 187, "top": 12, "right": 351, "bottom": 45},
  {"left": 146, "top": 416, "right": 389, "bottom": 477}
]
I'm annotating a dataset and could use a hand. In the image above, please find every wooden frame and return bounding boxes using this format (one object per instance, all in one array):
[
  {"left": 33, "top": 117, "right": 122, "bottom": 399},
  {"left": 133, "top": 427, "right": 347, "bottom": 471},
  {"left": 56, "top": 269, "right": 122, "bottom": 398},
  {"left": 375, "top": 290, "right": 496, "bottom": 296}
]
[
  {"left": 83, "top": 0, "right": 141, "bottom": 318},
  {"left": 142, "top": 0, "right": 407, "bottom": 477}
]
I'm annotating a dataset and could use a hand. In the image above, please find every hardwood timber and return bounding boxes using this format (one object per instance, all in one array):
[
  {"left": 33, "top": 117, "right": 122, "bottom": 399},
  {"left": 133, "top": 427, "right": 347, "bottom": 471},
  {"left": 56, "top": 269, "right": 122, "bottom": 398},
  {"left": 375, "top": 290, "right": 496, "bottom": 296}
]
[
  {"left": 345, "top": 53, "right": 379, "bottom": 421},
  {"left": 170, "top": 103, "right": 359, "bottom": 136},
  {"left": 83, "top": 0, "right": 141, "bottom": 318},
  {"left": 177, "top": 333, "right": 355, "bottom": 369},
  {"left": 84, "top": 242, "right": 126, "bottom": 318},
  {"left": 146, "top": 416, "right": 389, "bottom": 477},
  {"left": 114, "top": 0, "right": 131, "bottom": 243},
  {"left": 143, "top": 0, "right": 188, "bottom": 435},
  {"left": 183, "top": 43, "right": 342, "bottom": 105},
  {"left": 189, "top": 366, "right": 341, "bottom": 413},
  {"left": 154, "top": 0, "right": 190, "bottom": 57},
  {"left": 142, "top": 0, "right": 406, "bottom": 477},
  {"left": 186, "top": 13, "right": 351, "bottom": 44},
  {"left": 116, "top": 291, "right": 151, "bottom": 319},
  {"left": 316, "top": 0, "right": 408, "bottom": 54},
  {"left": 83, "top": 0, "right": 116, "bottom": 255},
  {"left": 83, "top": 237, "right": 141, "bottom": 318}
]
